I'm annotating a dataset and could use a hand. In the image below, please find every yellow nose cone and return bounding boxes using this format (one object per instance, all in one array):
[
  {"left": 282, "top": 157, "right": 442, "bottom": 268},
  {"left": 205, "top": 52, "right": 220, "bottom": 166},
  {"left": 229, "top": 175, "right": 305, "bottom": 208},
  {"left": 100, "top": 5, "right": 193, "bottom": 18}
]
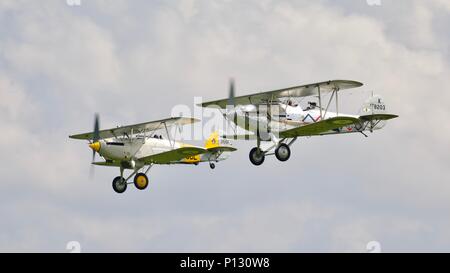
[{"left": 89, "top": 142, "right": 101, "bottom": 152}]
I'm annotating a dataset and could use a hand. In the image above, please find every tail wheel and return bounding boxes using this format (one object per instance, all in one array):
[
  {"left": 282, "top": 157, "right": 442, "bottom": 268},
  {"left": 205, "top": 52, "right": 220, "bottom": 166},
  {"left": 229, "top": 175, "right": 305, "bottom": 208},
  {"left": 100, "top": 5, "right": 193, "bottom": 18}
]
[
  {"left": 134, "top": 173, "right": 149, "bottom": 190},
  {"left": 249, "top": 147, "right": 265, "bottom": 166},
  {"left": 209, "top": 163, "right": 216, "bottom": 169},
  {"left": 275, "top": 143, "right": 291, "bottom": 162},
  {"left": 112, "top": 176, "right": 127, "bottom": 194}
]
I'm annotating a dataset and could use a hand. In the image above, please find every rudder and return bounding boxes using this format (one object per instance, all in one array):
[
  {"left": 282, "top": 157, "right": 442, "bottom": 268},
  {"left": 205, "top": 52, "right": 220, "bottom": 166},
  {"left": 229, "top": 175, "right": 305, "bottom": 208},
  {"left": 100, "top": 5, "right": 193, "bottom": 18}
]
[
  {"left": 359, "top": 94, "right": 388, "bottom": 130},
  {"left": 205, "top": 131, "right": 220, "bottom": 149}
]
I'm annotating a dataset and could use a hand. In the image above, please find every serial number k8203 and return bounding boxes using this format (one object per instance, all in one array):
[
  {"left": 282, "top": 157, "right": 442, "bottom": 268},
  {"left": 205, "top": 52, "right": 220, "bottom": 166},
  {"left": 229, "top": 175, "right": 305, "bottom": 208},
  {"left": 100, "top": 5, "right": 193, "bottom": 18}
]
[{"left": 370, "top": 103, "right": 386, "bottom": 111}]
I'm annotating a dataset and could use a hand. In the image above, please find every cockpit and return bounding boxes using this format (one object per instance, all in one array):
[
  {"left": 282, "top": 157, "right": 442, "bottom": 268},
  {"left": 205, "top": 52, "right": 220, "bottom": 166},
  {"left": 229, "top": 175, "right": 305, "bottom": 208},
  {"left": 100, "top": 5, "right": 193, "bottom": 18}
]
[
  {"left": 305, "top": 102, "right": 317, "bottom": 111},
  {"left": 286, "top": 100, "right": 299, "bottom": 107}
]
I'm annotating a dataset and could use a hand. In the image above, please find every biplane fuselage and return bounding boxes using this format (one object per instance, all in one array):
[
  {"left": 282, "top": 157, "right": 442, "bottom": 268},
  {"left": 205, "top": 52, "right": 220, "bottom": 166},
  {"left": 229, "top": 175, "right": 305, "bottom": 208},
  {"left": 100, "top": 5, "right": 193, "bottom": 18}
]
[
  {"left": 92, "top": 136, "right": 230, "bottom": 167},
  {"left": 200, "top": 80, "right": 398, "bottom": 166},
  {"left": 70, "top": 117, "right": 236, "bottom": 194},
  {"left": 70, "top": 79, "right": 398, "bottom": 193},
  {"left": 227, "top": 103, "right": 386, "bottom": 141}
]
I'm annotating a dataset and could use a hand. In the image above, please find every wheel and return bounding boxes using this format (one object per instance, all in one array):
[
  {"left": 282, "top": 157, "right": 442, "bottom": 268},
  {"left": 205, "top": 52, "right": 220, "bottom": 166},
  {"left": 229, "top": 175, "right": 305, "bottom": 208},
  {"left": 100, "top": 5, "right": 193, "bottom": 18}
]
[
  {"left": 112, "top": 176, "right": 127, "bottom": 194},
  {"left": 275, "top": 143, "right": 291, "bottom": 162},
  {"left": 209, "top": 163, "right": 216, "bottom": 169},
  {"left": 249, "top": 147, "right": 265, "bottom": 166},
  {"left": 134, "top": 173, "right": 149, "bottom": 190}
]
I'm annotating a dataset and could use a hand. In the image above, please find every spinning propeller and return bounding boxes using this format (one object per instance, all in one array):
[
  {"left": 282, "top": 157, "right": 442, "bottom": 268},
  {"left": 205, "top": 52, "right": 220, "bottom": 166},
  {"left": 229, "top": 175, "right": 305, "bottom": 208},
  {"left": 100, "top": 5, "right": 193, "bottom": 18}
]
[
  {"left": 225, "top": 79, "right": 238, "bottom": 135},
  {"left": 88, "top": 113, "right": 101, "bottom": 177},
  {"left": 228, "top": 78, "right": 235, "bottom": 107}
]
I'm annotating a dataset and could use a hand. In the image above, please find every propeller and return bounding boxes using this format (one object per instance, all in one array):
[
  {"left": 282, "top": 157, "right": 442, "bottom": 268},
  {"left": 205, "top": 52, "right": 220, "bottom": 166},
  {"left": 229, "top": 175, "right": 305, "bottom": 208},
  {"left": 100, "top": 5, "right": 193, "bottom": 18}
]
[
  {"left": 89, "top": 113, "right": 100, "bottom": 178},
  {"left": 225, "top": 79, "right": 238, "bottom": 136},
  {"left": 91, "top": 113, "right": 100, "bottom": 162},
  {"left": 227, "top": 78, "right": 236, "bottom": 107}
]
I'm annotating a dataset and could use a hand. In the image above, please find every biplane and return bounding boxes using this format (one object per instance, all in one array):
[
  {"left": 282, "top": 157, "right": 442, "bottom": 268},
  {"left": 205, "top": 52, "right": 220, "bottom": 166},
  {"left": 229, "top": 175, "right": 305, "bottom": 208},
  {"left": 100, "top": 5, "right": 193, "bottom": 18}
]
[
  {"left": 69, "top": 116, "right": 236, "bottom": 193},
  {"left": 200, "top": 79, "right": 398, "bottom": 166}
]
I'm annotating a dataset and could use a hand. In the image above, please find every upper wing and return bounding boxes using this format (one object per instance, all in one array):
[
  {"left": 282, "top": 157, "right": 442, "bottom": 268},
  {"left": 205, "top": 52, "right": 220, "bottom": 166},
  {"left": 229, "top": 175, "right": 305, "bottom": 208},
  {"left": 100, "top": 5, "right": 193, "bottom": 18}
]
[
  {"left": 69, "top": 117, "right": 200, "bottom": 140},
  {"left": 139, "top": 147, "right": 207, "bottom": 164},
  {"left": 200, "top": 80, "right": 363, "bottom": 109},
  {"left": 279, "top": 116, "right": 360, "bottom": 138}
]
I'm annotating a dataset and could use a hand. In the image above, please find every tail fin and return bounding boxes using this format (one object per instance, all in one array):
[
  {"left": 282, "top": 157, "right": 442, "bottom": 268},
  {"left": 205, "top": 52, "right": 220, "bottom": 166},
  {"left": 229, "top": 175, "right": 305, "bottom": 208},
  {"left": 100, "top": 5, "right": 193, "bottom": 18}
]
[
  {"left": 359, "top": 94, "right": 386, "bottom": 116},
  {"left": 359, "top": 94, "right": 388, "bottom": 130},
  {"left": 205, "top": 131, "right": 220, "bottom": 149}
]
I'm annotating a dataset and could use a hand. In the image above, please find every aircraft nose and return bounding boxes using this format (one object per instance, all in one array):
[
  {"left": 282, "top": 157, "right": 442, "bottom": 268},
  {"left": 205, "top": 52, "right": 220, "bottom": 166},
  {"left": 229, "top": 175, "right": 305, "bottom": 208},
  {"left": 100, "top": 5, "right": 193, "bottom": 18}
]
[{"left": 89, "top": 142, "right": 101, "bottom": 152}]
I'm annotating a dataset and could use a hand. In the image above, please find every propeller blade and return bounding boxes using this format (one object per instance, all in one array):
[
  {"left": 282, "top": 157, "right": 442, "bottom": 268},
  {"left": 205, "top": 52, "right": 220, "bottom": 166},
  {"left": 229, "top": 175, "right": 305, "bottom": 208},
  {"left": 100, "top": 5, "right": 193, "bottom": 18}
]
[
  {"left": 93, "top": 113, "right": 100, "bottom": 143},
  {"left": 227, "top": 78, "right": 235, "bottom": 107},
  {"left": 89, "top": 163, "right": 95, "bottom": 179},
  {"left": 225, "top": 79, "right": 238, "bottom": 135},
  {"left": 91, "top": 113, "right": 100, "bottom": 163},
  {"left": 89, "top": 114, "right": 101, "bottom": 181}
]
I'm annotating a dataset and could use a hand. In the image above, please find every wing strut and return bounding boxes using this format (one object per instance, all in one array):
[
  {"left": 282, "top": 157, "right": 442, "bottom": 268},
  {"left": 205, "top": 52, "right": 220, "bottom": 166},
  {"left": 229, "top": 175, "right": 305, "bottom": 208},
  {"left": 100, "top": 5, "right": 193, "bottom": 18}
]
[
  {"left": 163, "top": 122, "right": 175, "bottom": 149},
  {"left": 318, "top": 84, "right": 323, "bottom": 119},
  {"left": 318, "top": 86, "right": 341, "bottom": 119},
  {"left": 336, "top": 89, "right": 339, "bottom": 116},
  {"left": 324, "top": 89, "right": 335, "bottom": 118}
]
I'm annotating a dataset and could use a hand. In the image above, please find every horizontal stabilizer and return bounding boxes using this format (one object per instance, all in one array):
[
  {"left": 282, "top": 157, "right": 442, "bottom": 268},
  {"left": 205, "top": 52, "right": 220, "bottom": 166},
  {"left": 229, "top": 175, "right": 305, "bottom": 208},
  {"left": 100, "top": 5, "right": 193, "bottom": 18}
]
[
  {"left": 207, "top": 146, "right": 237, "bottom": 153},
  {"left": 359, "top": 114, "right": 399, "bottom": 121}
]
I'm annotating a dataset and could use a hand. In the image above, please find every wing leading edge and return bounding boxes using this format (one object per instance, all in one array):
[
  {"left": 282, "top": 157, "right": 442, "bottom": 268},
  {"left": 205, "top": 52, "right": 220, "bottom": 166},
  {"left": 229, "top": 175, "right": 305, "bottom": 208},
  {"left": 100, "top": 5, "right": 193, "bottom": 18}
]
[
  {"left": 200, "top": 80, "right": 363, "bottom": 109},
  {"left": 69, "top": 117, "right": 200, "bottom": 140}
]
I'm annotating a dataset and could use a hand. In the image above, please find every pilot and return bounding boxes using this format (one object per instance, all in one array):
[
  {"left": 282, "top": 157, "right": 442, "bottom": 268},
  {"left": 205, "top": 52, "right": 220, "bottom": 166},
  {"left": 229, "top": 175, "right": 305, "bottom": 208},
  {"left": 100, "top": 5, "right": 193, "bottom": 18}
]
[{"left": 306, "top": 102, "right": 317, "bottom": 110}]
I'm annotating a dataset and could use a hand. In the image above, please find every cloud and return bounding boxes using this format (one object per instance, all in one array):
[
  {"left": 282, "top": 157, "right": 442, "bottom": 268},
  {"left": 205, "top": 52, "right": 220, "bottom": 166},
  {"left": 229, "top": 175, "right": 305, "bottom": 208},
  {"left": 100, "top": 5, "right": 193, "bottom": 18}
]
[{"left": 0, "top": 0, "right": 449, "bottom": 252}]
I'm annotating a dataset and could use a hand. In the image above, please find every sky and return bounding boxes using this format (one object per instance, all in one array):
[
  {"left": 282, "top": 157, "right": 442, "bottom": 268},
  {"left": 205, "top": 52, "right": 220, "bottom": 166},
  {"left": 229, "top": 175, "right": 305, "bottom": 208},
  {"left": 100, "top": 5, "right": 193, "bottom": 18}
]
[{"left": 0, "top": 0, "right": 449, "bottom": 252}]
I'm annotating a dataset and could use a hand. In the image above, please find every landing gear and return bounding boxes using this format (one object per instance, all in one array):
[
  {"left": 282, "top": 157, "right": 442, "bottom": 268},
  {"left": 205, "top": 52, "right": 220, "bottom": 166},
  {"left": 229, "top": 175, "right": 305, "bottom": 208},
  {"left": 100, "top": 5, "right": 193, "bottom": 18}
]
[
  {"left": 112, "top": 164, "right": 153, "bottom": 194},
  {"left": 275, "top": 143, "right": 291, "bottom": 162},
  {"left": 112, "top": 176, "right": 127, "bottom": 194},
  {"left": 249, "top": 147, "right": 265, "bottom": 166},
  {"left": 209, "top": 163, "right": 216, "bottom": 170},
  {"left": 134, "top": 173, "right": 149, "bottom": 190},
  {"left": 249, "top": 137, "right": 295, "bottom": 165}
]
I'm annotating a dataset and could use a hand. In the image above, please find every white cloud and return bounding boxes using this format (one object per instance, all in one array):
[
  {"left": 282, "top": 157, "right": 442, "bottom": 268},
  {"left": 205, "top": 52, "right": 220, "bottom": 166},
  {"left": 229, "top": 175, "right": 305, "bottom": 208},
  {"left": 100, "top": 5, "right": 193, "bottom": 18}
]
[{"left": 0, "top": 0, "right": 449, "bottom": 252}]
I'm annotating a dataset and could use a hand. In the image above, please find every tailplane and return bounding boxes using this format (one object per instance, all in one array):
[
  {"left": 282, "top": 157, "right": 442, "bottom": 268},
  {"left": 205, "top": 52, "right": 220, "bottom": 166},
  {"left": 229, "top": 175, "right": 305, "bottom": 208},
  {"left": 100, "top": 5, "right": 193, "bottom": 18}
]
[
  {"left": 205, "top": 131, "right": 237, "bottom": 152},
  {"left": 359, "top": 94, "right": 386, "bottom": 116},
  {"left": 205, "top": 131, "right": 220, "bottom": 149},
  {"left": 359, "top": 94, "right": 398, "bottom": 130}
]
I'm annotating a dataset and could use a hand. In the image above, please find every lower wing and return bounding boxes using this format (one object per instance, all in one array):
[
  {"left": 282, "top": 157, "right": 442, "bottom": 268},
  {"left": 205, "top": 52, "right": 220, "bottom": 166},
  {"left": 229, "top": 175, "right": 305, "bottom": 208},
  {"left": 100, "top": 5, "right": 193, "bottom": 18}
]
[
  {"left": 279, "top": 116, "right": 361, "bottom": 138},
  {"left": 93, "top": 160, "right": 121, "bottom": 167},
  {"left": 139, "top": 147, "right": 207, "bottom": 164}
]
